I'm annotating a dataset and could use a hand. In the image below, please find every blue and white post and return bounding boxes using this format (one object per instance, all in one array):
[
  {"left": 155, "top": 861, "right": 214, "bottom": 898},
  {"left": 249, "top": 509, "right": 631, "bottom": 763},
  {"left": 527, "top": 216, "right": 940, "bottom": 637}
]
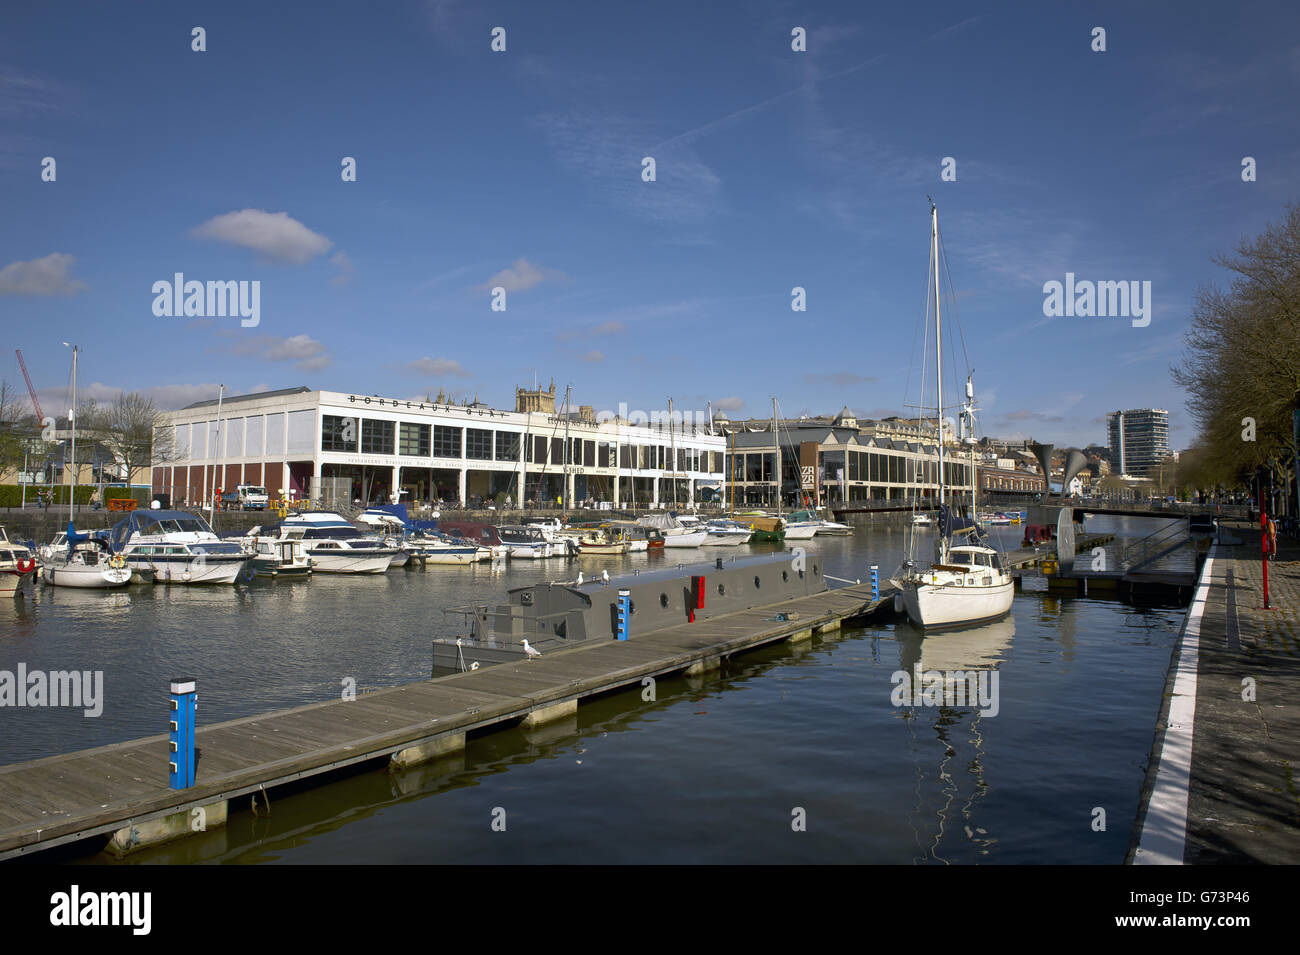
[
  {"left": 616, "top": 589, "right": 631, "bottom": 641},
  {"left": 169, "top": 679, "right": 197, "bottom": 790},
  {"left": 870, "top": 565, "right": 879, "bottom": 602}
]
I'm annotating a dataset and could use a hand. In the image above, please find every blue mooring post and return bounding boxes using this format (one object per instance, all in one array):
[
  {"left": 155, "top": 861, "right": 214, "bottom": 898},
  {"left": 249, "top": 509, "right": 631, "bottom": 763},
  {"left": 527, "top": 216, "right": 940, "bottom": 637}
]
[
  {"left": 616, "top": 589, "right": 631, "bottom": 641},
  {"left": 870, "top": 565, "right": 879, "bottom": 602},
  {"left": 169, "top": 679, "right": 197, "bottom": 790}
]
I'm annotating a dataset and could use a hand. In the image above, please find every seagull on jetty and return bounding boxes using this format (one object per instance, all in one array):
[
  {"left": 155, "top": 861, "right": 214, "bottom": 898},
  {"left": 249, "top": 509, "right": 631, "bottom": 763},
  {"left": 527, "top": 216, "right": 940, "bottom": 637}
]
[
  {"left": 522, "top": 639, "right": 542, "bottom": 660},
  {"left": 576, "top": 571, "right": 584, "bottom": 585},
  {"left": 601, "top": 569, "right": 610, "bottom": 584}
]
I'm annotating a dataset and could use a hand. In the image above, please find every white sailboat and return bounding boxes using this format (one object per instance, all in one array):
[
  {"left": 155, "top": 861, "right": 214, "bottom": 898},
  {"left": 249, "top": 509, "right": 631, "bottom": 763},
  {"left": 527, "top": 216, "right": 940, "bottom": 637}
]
[
  {"left": 40, "top": 345, "right": 131, "bottom": 589},
  {"left": 898, "top": 201, "right": 1013, "bottom": 630}
]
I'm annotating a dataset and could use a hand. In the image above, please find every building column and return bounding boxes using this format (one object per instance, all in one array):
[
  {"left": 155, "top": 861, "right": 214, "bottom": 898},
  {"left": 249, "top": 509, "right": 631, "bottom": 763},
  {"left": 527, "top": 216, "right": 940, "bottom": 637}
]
[
  {"left": 613, "top": 472, "right": 621, "bottom": 508},
  {"left": 457, "top": 467, "right": 467, "bottom": 506},
  {"left": 392, "top": 465, "right": 401, "bottom": 505},
  {"left": 566, "top": 469, "right": 575, "bottom": 508},
  {"left": 652, "top": 476, "right": 659, "bottom": 506},
  {"left": 687, "top": 477, "right": 694, "bottom": 508},
  {"left": 312, "top": 459, "right": 322, "bottom": 504}
]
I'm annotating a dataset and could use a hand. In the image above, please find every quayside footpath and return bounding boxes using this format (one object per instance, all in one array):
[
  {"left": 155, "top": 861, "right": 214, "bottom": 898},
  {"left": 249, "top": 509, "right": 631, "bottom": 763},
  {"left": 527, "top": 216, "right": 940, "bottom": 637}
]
[{"left": 1132, "top": 520, "right": 1300, "bottom": 864}]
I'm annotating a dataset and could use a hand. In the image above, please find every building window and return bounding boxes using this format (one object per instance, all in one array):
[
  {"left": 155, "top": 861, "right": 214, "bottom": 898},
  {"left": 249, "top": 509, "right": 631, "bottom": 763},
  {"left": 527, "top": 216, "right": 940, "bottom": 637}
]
[
  {"left": 496, "top": 431, "right": 520, "bottom": 461},
  {"left": 322, "top": 415, "right": 358, "bottom": 452},
  {"left": 434, "top": 425, "right": 462, "bottom": 458},
  {"left": 399, "top": 422, "right": 430, "bottom": 457},
  {"left": 599, "top": 443, "right": 610, "bottom": 468},
  {"left": 583, "top": 440, "right": 595, "bottom": 468},
  {"left": 361, "top": 419, "right": 394, "bottom": 455},
  {"left": 466, "top": 428, "right": 493, "bottom": 460}
]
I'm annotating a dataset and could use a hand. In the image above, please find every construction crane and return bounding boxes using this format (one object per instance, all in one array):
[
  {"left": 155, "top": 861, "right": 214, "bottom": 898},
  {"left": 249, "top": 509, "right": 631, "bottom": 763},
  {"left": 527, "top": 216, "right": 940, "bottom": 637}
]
[{"left": 14, "top": 349, "right": 45, "bottom": 423}]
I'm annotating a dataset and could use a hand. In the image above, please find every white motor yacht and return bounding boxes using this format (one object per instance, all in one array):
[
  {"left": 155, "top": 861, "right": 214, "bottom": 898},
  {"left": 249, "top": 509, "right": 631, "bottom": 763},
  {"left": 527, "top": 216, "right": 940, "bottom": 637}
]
[
  {"left": 270, "top": 511, "right": 398, "bottom": 574},
  {"left": 109, "top": 510, "right": 252, "bottom": 584}
]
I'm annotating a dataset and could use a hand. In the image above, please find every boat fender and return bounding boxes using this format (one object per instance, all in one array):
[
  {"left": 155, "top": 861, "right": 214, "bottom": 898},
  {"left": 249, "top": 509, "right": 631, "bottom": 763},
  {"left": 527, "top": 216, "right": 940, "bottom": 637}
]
[
  {"left": 16, "top": 557, "right": 35, "bottom": 574},
  {"left": 108, "top": 554, "right": 126, "bottom": 569}
]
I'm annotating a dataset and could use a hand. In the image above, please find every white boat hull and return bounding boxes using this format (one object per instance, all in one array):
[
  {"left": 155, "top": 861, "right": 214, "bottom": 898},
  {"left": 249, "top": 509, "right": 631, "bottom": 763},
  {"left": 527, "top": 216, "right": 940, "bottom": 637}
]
[
  {"left": 41, "top": 563, "right": 132, "bottom": 588},
  {"left": 421, "top": 546, "right": 489, "bottom": 565},
  {"left": 129, "top": 554, "right": 248, "bottom": 585},
  {"left": 901, "top": 577, "right": 1014, "bottom": 629},
  {"left": 305, "top": 551, "right": 393, "bottom": 574},
  {"left": 662, "top": 530, "right": 708, "bottom": 548},
  {"left": 704, "top": 531, "right": 751, "bottom": 546},
  {"left": 783, "top": 522, "right": 820, "bottom": 540}
]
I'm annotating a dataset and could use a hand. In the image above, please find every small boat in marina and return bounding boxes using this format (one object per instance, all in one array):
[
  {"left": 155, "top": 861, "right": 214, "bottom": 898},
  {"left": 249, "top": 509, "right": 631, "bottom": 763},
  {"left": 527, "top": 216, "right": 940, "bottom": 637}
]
[
  {"left": 577, "top": 527, "right": 631, "bottom": 555},
  {"left": 911, "top": 512, "right": 933, "bottom": 526},
  {"left": 704, "top": 519, "right": 752, "bottom": 546},
  {"left": 110, "top": 510, "right": 253, "bottom": 584},
  {"left": 40, "top": 527, "right": 131, "bottom": 588},
  {"left": 437, "top": 520, "right": 511, "bottom": 560},
  {"left": 788, "top": 508, "right": 853, "bottom": 536},
  {"left": 734, "top": 513, "right": 786, "bottom": 542},
  {"left": 498, "top": 525, "right": 553, "bottom": 559},
  {"left": 269, "top": 511, "right": 399, "bottom": 574},
  {"left": 244, "top": 536, "right": 312, "bottom": 578},
  {"left": 637, "top": 513, "right": 707, "bottom": 548},
  {"left": 0, "top": 528, "right": 37, "bottom": 597}
]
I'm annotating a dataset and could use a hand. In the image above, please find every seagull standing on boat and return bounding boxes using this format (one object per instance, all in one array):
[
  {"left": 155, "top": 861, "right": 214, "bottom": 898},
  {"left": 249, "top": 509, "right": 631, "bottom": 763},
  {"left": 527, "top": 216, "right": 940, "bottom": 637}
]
[{"left": 522, "top": 639, "right": 541, "bottom": 660}]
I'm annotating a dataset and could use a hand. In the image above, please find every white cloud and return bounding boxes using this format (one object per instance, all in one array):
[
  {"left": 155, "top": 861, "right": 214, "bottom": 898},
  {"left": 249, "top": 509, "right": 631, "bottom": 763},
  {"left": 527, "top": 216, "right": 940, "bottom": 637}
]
[
  {"left": 407, "top": 356, "right": 470, "bottom": 377},
  {"left": 0, "top": 252, "right": 87, "bottom": 295},
  {"left": 328, "top": 251, "right": 353, "bottom": 286},
  {"left": 592, "top": 321, "right": 625, "bottom": 335},
  {"left": 212, "top": 332, "right": 332, "bottom": 372},
  {"left": 478, "top": 258, "right": 566, "bottom": 293},
  {"left": 714, "top": 396, "right": 744, "bottom": 411},
  {"left": 191, "top": 209, "right": 333, "bottom": 264},
  {"left": 579, "top": 350, "right": 605, "bottom": 363}
]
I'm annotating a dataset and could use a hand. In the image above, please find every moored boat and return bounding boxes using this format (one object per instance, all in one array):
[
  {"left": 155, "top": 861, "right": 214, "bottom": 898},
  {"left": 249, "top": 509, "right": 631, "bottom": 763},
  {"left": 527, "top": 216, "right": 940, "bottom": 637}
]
[
  {"left": 109, "top": 510, "right": 252, "bottom": 584},
  {"left": 0, "top": 528, "right": 37, "bottom": 597}
]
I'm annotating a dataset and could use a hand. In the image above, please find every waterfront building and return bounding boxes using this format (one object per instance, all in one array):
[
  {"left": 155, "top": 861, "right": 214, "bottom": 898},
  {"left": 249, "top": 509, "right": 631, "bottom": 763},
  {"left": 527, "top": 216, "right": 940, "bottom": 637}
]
[
  {"left": 151, "top": 386, "right": 726, "bottom": 509},
  {"left": 1107, "top": 409, "right": 1170, "bottom": 477},
  {"left": 716, "top": 410, "right": 974, "bottom": 506}
]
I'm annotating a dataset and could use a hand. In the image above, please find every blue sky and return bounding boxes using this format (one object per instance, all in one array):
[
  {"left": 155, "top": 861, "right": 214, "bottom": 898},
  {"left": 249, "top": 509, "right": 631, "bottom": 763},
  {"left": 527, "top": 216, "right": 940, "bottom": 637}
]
[{"left": 3, "top": 0, "right": 1298, "bottom": 449}]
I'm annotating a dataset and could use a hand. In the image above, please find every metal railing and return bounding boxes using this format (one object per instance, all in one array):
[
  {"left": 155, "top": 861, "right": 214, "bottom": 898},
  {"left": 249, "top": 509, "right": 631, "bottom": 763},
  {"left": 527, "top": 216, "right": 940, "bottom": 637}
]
[{"left": 1120, "top": 520, "right": 1190, "bottom": 571}]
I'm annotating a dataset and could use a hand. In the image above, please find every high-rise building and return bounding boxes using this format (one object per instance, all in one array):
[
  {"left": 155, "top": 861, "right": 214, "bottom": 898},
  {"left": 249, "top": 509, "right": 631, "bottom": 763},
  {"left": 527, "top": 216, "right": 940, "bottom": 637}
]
[{"left": 1106, "top": 409, "right": 1169, "bottom": 477}]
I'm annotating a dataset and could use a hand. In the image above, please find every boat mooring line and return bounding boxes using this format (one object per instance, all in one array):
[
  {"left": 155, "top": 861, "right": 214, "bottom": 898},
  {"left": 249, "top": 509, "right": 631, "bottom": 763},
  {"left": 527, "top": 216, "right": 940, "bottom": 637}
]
[{"left": 1132, "top": 544, "right": 1215, "bottom": 865}]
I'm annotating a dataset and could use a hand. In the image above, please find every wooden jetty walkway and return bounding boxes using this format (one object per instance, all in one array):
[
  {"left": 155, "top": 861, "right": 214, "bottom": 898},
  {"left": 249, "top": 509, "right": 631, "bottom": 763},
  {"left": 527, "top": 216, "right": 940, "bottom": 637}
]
[{"left": 0, "top": 582, "right": 891, "bottom": 860}]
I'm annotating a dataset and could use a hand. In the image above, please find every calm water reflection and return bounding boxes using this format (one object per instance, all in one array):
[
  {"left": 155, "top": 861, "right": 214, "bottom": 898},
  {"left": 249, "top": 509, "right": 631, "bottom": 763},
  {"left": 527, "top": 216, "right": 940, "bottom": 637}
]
[{"left": 3, "top": 515, "right": 1186, "bottom": 863}]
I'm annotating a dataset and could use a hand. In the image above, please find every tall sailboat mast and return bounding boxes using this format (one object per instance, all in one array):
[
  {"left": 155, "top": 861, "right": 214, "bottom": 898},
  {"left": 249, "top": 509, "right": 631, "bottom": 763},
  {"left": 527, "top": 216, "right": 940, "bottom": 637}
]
[
  {"left": 771, "top": 397, "right": 781, "bottom": 517},
  {"left": 932, "top": 199, "right": 944, "bottom": 511},
  {"left": 668, "top": 396, "right": 677, "bottom": 508},
  {"left": 209, "top": 384, "right": 224, "bottom": 528},
  {"left": 67, "top": 344, "right": 77, "bottom": 525}
]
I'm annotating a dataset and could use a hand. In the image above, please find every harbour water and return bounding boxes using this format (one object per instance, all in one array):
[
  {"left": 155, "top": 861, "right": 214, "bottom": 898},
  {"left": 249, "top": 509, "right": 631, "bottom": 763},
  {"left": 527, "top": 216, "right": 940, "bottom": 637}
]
[{"left": 1, "top": 515, "right": 1189, "bottom": 864}]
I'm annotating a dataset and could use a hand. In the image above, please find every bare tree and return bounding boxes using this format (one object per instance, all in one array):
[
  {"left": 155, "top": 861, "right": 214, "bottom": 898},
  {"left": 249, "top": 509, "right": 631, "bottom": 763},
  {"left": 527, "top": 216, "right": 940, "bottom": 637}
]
[
  {"left": 92, "top": 392, "right": 173, "bottom": 487},
  {"left": 1172, "top": 202, "right": 1300, "bottom": 495}
]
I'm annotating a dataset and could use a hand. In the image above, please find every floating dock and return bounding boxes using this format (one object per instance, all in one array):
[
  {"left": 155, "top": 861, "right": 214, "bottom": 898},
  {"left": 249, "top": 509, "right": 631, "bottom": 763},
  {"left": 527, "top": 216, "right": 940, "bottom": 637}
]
[{"left": 0, "top": 579, "right": 892, "bottom": 860}]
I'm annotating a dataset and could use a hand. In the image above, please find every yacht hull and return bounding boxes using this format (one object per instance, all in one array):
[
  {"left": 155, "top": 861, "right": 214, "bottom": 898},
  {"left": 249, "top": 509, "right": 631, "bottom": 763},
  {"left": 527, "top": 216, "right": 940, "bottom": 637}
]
[
  {"left": 41, "top": 564, "right": 131, "bottom": 588},
  {"left": 901, "top": 579, "right": 1014, "bottom": 630}
]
